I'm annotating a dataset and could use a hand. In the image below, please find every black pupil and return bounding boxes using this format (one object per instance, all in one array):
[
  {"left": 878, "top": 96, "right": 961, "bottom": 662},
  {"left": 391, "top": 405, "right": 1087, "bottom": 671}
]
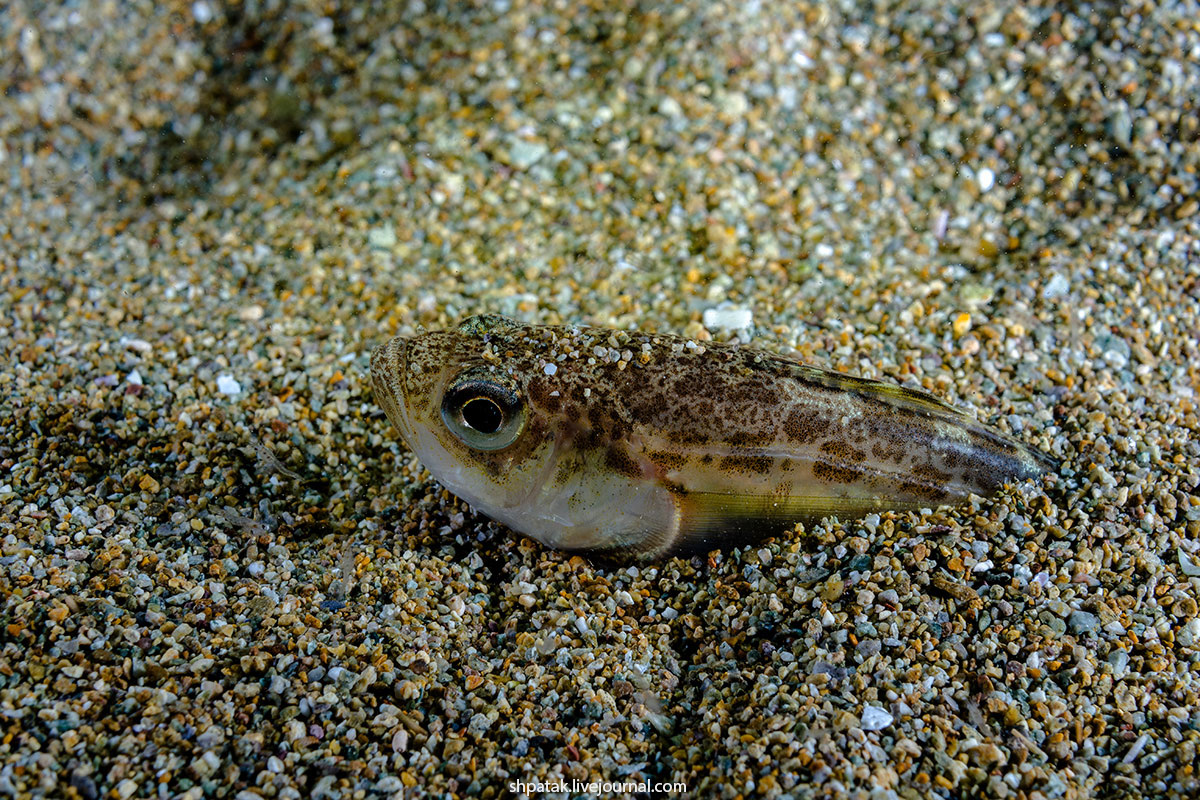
[{"left": 461, "top": 397, "right": 503, "bottom": 433}]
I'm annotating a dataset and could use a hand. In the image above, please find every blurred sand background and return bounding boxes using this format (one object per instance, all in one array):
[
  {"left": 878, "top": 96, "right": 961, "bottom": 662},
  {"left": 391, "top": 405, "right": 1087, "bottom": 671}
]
[{"left": 2, "top": 0, "right": 1199, "bottom": 797}]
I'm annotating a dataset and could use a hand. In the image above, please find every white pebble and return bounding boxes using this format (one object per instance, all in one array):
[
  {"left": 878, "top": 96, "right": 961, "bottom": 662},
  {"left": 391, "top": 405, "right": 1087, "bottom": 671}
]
[
  {"left": 120, "top": 336, "right": 153, "bottom": 354},
  {"left": 977, "top": 167, "right": 995, "bottom": 192},
  {"left": 718, "top": 90, "right": 749, "bottom": 116},
  {"left": 507, "top": 138, "right": 548, "bottom": 170},
  {"left": 1179, "top": 549, "right": 1200, "bottom": 577},
  {"left": 196, "top": 750, "right": 221, "bottom": 777},
  {"left": 284, "top": 720, "right": 306, "bottom": 742},
  {"left": 367, "top": 225, "right": 397, "bottom": 250},
  {"left": 216, "top": 374, "right": 241, "bottom": 395},
  {"left": 376, "top": 776, "right": 403, "bottom": 793},
  {"left": 703, "top": 306, "right": 753, "bottom": 330},
  {"left": 543, "top": 362, "right": 557, "bottom": 376},
  {"left": 933, "top": 209, "right": 950, "bottom": 240},
  {"left": 658, "top": 96, "right": 683, "bottom": 118},
  {"left": 126, "top": 369, "right": 143, "bottom": 386},
  {"left": 860, "top": 705, "right": 894, "bottom": 731},
  {"left": 1042, "top": 273, "right": 1070, "bottom": 300},
  {"left": 1123, "top": 733, "right": 1151, "bottom": 764}
]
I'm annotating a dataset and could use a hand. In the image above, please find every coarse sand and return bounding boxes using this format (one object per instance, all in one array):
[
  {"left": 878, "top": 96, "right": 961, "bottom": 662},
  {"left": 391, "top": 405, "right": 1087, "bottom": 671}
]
[{"left": 2, "top": 1, "right": 1199, "bottom": 798}]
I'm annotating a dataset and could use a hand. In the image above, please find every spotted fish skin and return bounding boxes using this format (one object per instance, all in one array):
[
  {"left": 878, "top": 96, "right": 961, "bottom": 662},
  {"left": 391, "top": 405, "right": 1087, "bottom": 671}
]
[{"left": 370, "top": 314, "right": 1056, "bottom": 560}]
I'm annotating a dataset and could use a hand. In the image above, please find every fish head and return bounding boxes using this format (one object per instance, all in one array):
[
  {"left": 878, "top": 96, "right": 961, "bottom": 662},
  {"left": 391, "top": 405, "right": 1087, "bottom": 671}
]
[{"left": 370, "top": 315, "right": 559, "bottom": 514}]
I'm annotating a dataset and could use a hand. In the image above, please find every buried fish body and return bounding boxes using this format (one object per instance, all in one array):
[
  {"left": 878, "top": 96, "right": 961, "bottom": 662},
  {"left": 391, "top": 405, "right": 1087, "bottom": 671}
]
[{"left": 370, "top": 314, "right": 1057, "bottom": 560}]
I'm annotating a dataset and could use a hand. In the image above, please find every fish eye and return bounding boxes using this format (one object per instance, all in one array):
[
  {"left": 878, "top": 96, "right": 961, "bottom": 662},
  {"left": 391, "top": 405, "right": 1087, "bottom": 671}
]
[
  {"left": 461, "top": 396, "right": 503, "bottom": 434},
  {"left": 441, "top": 376, "right": 526, "bottom": 451}
]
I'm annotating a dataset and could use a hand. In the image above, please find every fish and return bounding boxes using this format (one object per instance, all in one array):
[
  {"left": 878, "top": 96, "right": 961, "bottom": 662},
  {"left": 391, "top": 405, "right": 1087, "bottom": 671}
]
[{"left": 370, "top": 314, "right": 1057, "bottom": 560}]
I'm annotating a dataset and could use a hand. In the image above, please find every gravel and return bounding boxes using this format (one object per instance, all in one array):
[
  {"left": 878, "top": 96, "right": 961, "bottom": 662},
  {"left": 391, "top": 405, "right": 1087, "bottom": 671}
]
[{"left": 2, "top": 0, "right": 1199, "bottom": 798}]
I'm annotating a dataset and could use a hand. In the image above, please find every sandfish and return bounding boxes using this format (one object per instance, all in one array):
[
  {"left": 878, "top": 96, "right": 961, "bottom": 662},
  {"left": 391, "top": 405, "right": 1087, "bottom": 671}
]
[{"left": 370, "top": 314, "right": 1056, "bottom": 560}]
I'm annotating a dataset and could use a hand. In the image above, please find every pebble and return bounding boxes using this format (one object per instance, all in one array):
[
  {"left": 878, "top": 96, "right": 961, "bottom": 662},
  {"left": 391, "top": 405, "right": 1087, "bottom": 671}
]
[
  {"left": 1124, "top": 734, "right": 1151, "bottom": 765},
  {"left": 860, "top": 706, "right": 894, "bottom": 732},
  {"left": 1109, "top": 650, "right": 1130, "bottom": 679},
  {"left": 1042, "top": 273, "right": 1071, "bottom": 300},
  {"left": 702, "top": 306, "right": 754, "bottom": 330},
  {"left": 506, "top": 138, "right": 549, "bottom": 170},
  {"left": 216, "top": 374, "right": 242, "bottom": 395},
  {"left": 1067, "top": 610, "right": 1100, "bottom": 636},
  {"left": 977, "top": 167, "right": 995, "bottom": 193},
  {"left": 952, "top": 312, "right": 972, "bottom": 338},
  {"left": 367, "top": 225, "right": 397, "bottom": 250}
]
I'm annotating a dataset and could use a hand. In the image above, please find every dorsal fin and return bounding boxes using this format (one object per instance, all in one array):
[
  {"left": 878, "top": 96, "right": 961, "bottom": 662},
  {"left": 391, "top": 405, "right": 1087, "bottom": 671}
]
[{"left": 762, "top": 351, "right": 975, "bottom": 423}]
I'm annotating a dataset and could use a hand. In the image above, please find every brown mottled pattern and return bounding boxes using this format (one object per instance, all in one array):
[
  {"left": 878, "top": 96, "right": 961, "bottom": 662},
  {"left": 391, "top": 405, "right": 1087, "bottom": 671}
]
[{"left": 370, "top": 314, "right": 1057, "bottom": 559}]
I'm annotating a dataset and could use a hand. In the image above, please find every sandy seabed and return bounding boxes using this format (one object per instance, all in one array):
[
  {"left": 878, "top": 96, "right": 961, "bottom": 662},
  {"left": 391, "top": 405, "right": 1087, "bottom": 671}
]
[{"left": 2, "top": 1, "right": 1199, "bottom": 798}]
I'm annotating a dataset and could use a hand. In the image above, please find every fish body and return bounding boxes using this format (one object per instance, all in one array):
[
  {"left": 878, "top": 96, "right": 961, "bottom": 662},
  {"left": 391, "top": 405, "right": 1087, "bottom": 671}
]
[{"left": 371, "top": 314, "right": 1055, "bottom": 560}]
